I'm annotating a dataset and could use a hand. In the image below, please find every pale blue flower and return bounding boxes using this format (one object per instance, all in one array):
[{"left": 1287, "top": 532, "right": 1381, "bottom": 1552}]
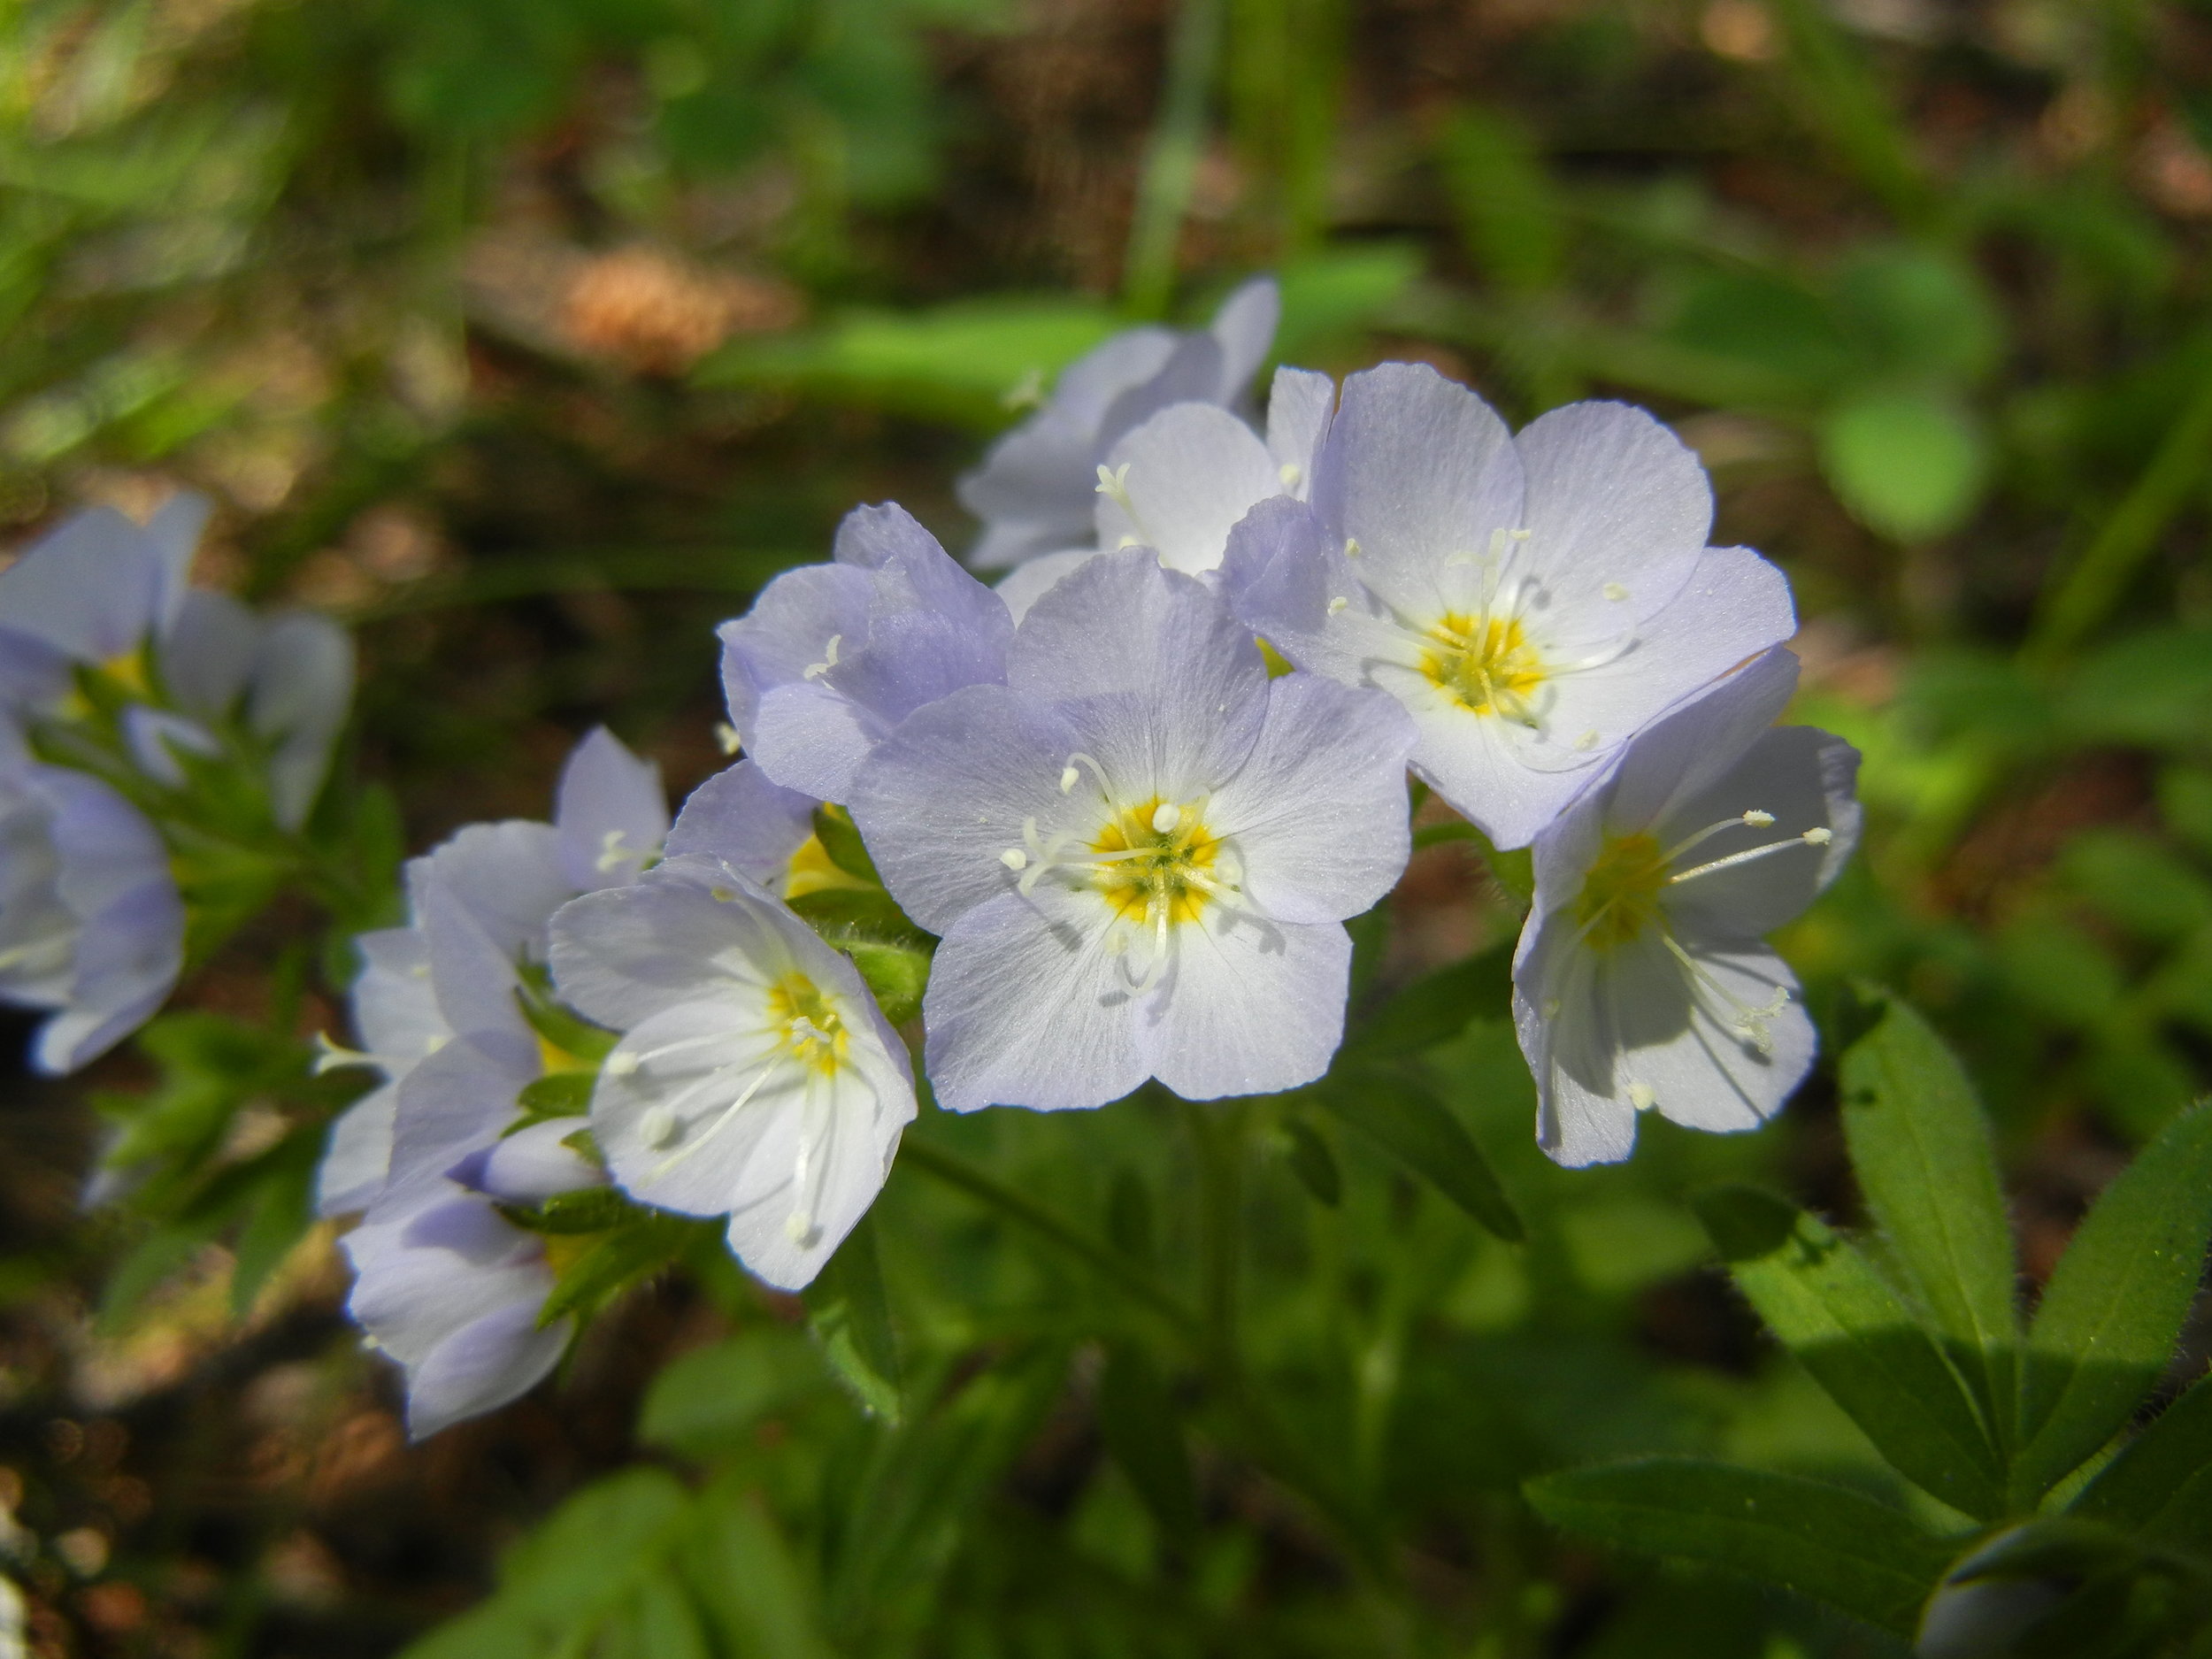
[
  {"left": 1511, "top": 648, "right": 1861, "bottom": 1167},
  {"left": 0, "top": 495, "right": 351, "bottom": 828},
  {"left": 1226, "top": 364, "right": 1799, "bottom": 849},
  {"left": 850, "top": 549, "right": 1417, "bottom": 1113},
  {"left": 718, "top": 503, "right": 1012, "bottom": 802},
  {"left": 323, "top": 727, "right": 669, "bottom": 1434},
  {"left": 995, "top": 365, "right": 1335, "bottom": 623},
  {"left": 0, "top": 762, "right": 183, "bottom": 1074},
  {"left": 318, "top": 726, "right": 669, "bottom": 1217},
  {"left": 960, "top": 278, "right": 1279, "bottom": 572},
  {"left": 549, "top": 856, "right": 916, "bottom": 1291}
]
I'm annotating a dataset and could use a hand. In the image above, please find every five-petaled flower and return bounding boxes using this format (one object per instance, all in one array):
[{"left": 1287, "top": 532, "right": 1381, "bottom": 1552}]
[
  {"left": 851, "top": 548, "right": 1417, "bottom": 1113},
  {"left": 549, "top": 856, "right": 917, "bottom": 1291},
  {"left": 1226, "top": 363, "right": 1797, "bottom": 849},
  {"left": 1510, "top": 647, "right": 1861, "bottom": 1167}
]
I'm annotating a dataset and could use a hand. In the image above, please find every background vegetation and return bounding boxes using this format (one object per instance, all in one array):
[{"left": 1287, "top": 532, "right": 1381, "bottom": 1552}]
[{"left": 1, "top": 0, "right": 2209, "bottom": 1653}]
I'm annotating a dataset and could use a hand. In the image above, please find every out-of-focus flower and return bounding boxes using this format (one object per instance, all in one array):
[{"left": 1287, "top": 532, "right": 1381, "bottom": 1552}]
[
  {"left": 318, "top": 726, "right": 668, "bottom": 1218},
  {"left": 0, "top": 495, "right": 352, "bottom": 830},
  {"left": 1226, "top": 364, "right": 1797, "bottom": 849},
  {"left": 1511, "top": 648, "right": 1860, "bottom": 1167},
  {"left": 321, "top": 727, "right": 668, "bottom": 1436},
  {"left": 718, "top": 503, "right": 1012, "bottom": 803},
  {"left": 995, "top": 365, "right": 1335, "bottom": 623},
  {"left": 959, "top": 278, "right": 1279, "bottom": 572},
  {"left": 850, "top": 549, "right": 1415, "bottom": 1113},
  {"left": 0, "top": 762, "right": 183, "bottom": 1074},
  {"left": 549, "top": 856, "right": 916, "bottom": 1291}
]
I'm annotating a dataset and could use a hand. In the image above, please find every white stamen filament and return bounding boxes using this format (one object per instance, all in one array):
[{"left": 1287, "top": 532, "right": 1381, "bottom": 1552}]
[
  {"left": 1661, "top": 810, "right": 1776, "bottom": 865},
  {"left": 312, "top": 1033, "right": 374, "bottom": 1074},
  {"left": 1662, "top": 935, "right": 1790, "bottom": 1053},
  {"left": 1669, "top": 828, "right": 1831, "bottom": 886}
]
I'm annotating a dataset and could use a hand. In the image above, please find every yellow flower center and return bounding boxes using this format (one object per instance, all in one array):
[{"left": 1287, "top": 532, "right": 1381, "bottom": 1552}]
[
  {"left": 766, "top": 972, "right": 848, "bottom": 1074},
  {"left": 1420, "top": 612, "right": 1547, "bottom": 721},
  {"left": 783, "top": 833, "right": 873, "bottom": 899},
  {"left": 1572, "top": 832, "right": 1669, "bottom": 951},
  {"left": 1089, "top": 796, "right": 1222, "bottom": 928}
]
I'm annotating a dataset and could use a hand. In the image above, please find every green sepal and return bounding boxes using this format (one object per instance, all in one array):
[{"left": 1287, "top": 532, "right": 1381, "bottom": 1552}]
[
  {"left": 846, "top": 940, "right": 930, "bottom": 1025},
  {"left": 512, "top": 1070, "right": 595, "bottom": 1123},
  {"left": 787, "top": 886, "right": 935, "bottom": 953},
  {"left": 811, "top": 803, "right": 882, "bottom": 884},
  {"left": 515, "top": 967, "right": 618, "bottom": 1065},
  {"left": 539, "top": 1210, "right": 718, "bottom": 1327},
  {"left": 801, "top": 1214, "right": 902, "bottom": 1424},
  {"left": 499, "top": 1187, "right": 635, "bottom": 1237}
]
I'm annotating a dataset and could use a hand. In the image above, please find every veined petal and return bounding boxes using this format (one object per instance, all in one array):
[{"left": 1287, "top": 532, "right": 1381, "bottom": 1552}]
[
  {"left": 1206, "top": 275, "right": 1280, "bottom": 405},
  {"left": 1656, "top": 726, "right": 1863, "bottom": 941},
  {"left": 1264, "top": 366, "right": 1335, "bottom": 492},
  {"left": 1141, "top": 910, "right": 1349, "bottom": 1100},
  {"left": 318, "top": 1080, "right": 398, "bottom": 1217},
  {"left": 404, "top": 1294, "right": 570, "bottom": 1440},
  {"left": 159, "top": 589, "right": 260, "bottom": 717},
  {"left": 549, "top": 855, "right": 801, "bottom": 1033},
  {"left": 718, "top": 564, "right": 873, "bottom": 746},
  {"left": 553, "top": 726, "right": 668, "bottom": 891},
  {"left": 1094, "top": 403, "right": 1282, "bottom": 574},
  {"left": 450, "top": 1117, "right": 602, "bottom": 1204},
  {"left": 921, "top": 886, "right": 1148, "bottom": 1113},
  {"left": 1511, "top": 401, "right": 1712, "bottom": 620},
  {"left": 995, "top": 549, "right": 1099, "bottom": 625},
  {"left": 1009, "top": 549, "right": 1269, "bottom": 803},
  {"left": 664, "top": 760, "right": 817, "bottom": 888},
  {"left": 380, "top": 1032, "right": 539, "bottom": 1207},
  {"left": 247, "top": 611, "right": 354, "bottom": 831},
  {"left": 1310, "top": 362, "right": 1525, "bottom": 623},
  {"left": 1205, "top": 673, "right": 1416, "bottom": 925},
  {"left": 849, "top": 682, "right": 1083, "bottom": 934},
  {"left": 1593, "top": 644, "right": 1803, "bottom": 839}
]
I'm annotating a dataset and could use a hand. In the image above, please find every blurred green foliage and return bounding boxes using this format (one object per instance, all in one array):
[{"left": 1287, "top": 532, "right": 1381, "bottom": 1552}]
[{"left": 2, "top": 0, "right": 2211, "bottom": 1655}]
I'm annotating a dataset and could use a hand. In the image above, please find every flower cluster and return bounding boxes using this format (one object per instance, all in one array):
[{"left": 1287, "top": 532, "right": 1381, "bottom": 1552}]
[
  {"left": 0, "top": 496, "right": 350, "bottom": 1072},
  {"left": 293, "top": 279, "right": 1862, "bottom": 1431},
  {"left": 0, "top": 279, "right": 1858, "bottom": 1437}
]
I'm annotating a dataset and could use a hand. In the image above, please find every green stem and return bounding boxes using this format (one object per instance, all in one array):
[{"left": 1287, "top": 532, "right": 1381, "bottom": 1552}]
[
  {"left": 899, "top": 1126, "right": 1392, "bottom": 1580},
  {"left": 2025, "top": 347, "right": 2212, "bottom": 664},
  {"left": 895, "top": 1136, "right": 1202, "bottom": 1340},
  {"left": 1123, "top": 0, "right": 1225, "bottom": 319}
]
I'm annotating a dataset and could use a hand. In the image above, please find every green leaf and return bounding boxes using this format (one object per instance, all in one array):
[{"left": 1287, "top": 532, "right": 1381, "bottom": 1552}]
[
  {"left": 680, "top": 1482, "right": 836, "bottom": 1659},
  {"left": 827, "top": 1347, "right": 1068, "bottom": 1631},
  {"left": 2071, "top": 1370, "right": 2212, "bottom": 1548},
  {"left": 515, "top": 969, "right": 618, "bottom": 1065},
  {"left": 1280, "top": 1115, "right": 1341, "bottom": 1208},
  {"left": 2015, "top": 1103, "right": 2212, "bottom": 1503},
  {"left": 1525, "top": 1458, "right": 1956, "bottom": 1637},
  {"left": 802, "top": 1213, "right": 902, "bottom": 1424},
  {"left": 1097, "top": 1343, "right": 1198, "bottom": 1542},
  {"left": 1818, "top": 387, "right": 1990, "bottom": 541},
  {"left": 227, "top": 1129, "right": 319, "bottom": 1316},
  {"left": 810, "top": 803, "right": 881, "bottom": 885},
  {"left": 1694, "top": 1186, "right": 2006, "bottom": 1517},
  {"left": 402, "top": 1469, "right": 696, "bottom": 1659},
  {"left": 1837, "top": 988, "right": 2018, "bottom": 1446},
  {"left": 639, "top": 1330, "right": 832, "bottom": 1461},
  {"left": 1436, "top": 105, "right": 1562, "bottom": 294},
  {"left": 1315, "top": 1064, "right": 1523, "bottom": 1241}
]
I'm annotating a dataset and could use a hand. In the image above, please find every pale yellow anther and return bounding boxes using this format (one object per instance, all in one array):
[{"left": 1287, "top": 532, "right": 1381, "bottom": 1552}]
[
  {"left": 1278, "top": 462, "right": 1302, "bottom": 488},
  {"left": 802, "top": 634, "right": 842, "bottom": 680},
  {"left": 640, "top": 1104, "right": 679, "bottom": 1147},
  {"left": 714, "top": 722, "right": 742, "bottom": 756},
  {"left": 1326, "top": 595, "right": 1348, "bottom": 615},
  {"left": 1151, "top": 803, "right": 1181, "bottom": 834},
  {"left": 1000, "top": 848, "right": 1028, "bottom": 871},
  {"left": 1059, "top": 764, "right": 1080, "bottom": 793},
  {"left": 1743, "top": 810, "right": 1775, "bottom": 827},
  {"left": 1603, "top": 582, "right": 1628, "bottom": 602},
  {"left": 1803, "top": 826, "right": 1833, "bottom": 846},
  {"left": 1628, "top": 1082, "right": 1656, "bottom": 1111}
]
